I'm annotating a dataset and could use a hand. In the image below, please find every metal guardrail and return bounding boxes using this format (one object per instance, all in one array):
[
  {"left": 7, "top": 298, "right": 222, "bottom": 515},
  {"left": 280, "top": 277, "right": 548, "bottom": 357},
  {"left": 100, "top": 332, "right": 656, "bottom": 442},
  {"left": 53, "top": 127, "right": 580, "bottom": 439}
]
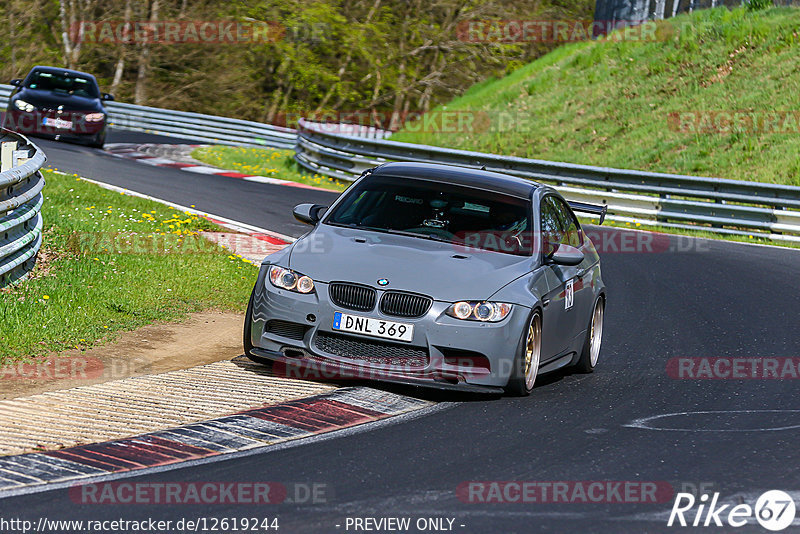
[
  {"left": 300, "top": 120, "right": 393, "bottom": 140},
  {"left": 0, "top": 129, "right": 46, "bottom": 287},
  {"left": 104, "top": 101, "right": 296, "bottom": 149},
  {"left": 295, "top": 119, "right": 800, "bottom": 241},
  {"left": 4, "top": 82, "right": 800, "bottom": 241},
  {"left": 0, "top": 84, "right": 296, "bottom": 149},
  {"left": 0, "top": 85, "right": 13, "bottom": 103}
]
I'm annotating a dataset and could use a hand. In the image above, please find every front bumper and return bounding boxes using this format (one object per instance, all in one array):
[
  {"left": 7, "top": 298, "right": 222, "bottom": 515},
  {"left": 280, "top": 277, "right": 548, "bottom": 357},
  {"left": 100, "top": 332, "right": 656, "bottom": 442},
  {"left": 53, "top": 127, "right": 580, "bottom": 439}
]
[
  {"left": 3, "top": 110, "right": 106, "bottom": 141},
  {"left": 248, "top": 272, "right": 531, "bottom": 391}
]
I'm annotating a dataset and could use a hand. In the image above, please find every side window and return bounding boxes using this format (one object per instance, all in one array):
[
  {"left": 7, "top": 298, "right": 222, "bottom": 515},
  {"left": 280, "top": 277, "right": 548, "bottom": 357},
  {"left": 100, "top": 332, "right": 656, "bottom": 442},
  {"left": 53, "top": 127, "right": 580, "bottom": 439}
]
[
  {"left": 551, "top": 197, "right": 582, "bottom": 248},
  {"left": 540, "top": 197, "right": 563, "bottom": 256}
]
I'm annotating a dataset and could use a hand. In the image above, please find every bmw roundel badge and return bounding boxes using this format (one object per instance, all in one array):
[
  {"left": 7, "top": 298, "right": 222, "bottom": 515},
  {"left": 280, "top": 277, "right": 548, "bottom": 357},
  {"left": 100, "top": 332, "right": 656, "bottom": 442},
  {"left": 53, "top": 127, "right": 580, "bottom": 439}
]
[{"left": 377, "top": 278, "right": 389, "bottom": 286}]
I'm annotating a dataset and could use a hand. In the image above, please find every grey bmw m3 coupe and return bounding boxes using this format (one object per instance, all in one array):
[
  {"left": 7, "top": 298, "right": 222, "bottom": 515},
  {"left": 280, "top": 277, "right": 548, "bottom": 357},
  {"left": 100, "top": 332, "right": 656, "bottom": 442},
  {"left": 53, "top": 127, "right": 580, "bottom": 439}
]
[{"left": 244, "top": 162, "right": 607, "bottom": 396}]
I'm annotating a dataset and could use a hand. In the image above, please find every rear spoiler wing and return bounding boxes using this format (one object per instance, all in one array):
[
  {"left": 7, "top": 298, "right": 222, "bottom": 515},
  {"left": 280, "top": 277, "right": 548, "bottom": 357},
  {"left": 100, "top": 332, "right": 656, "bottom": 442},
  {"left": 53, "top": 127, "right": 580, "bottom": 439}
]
[{"left": 567, "top": 201, "right": 608, "bottom": 225}]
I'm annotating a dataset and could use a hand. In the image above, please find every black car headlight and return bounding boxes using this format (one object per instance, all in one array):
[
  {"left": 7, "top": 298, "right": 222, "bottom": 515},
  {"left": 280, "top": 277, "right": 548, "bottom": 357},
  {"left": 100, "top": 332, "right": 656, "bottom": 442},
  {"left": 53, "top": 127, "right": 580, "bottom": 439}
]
[
  {"left": 268, "top": 265, "right": 315, "bottom": 294},
  {"left": 446, "top": 301, "right": 512, "bottom": 322},
  {"left": 14, "top": 99, "right": 35, "bottom": 112}
]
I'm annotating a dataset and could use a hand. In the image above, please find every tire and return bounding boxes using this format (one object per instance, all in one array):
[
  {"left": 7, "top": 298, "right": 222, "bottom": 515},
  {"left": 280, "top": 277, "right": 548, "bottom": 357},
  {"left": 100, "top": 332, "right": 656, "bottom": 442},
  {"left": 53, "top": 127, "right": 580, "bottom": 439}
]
[
  {"left": 505, "top": 310, "right": 542, "bottom": 397},
  {"left": 243, "top": 290, "right": 272, "bottom": 367},
  {"left": 574, "top": 297, "right": 604, "bottom": 373}
]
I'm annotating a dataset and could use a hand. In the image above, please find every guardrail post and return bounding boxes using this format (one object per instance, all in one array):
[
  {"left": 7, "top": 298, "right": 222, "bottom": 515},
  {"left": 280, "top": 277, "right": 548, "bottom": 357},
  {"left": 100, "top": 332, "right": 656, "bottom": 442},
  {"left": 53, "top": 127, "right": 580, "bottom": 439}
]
[
  {"left": 1, "top": 140, "right": 18, "bottom": 172},
  {"left": 13, "top": 148, "right": 31, "bottom": 167}
]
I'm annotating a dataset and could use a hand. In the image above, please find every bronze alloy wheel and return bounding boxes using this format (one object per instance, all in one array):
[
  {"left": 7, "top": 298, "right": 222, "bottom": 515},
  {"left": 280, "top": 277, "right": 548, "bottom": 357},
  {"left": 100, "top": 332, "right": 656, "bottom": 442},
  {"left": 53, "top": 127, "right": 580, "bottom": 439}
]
[{"left": 524, "top": 312, "right": 542, "bottom": 391}]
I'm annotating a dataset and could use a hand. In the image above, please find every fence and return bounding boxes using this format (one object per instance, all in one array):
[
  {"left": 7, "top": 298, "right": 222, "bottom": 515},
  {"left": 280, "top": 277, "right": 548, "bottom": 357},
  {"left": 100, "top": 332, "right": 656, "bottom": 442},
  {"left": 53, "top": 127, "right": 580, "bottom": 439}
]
[
  {"left": 294, "top": 119, "right": 800, "bottom": 241},
  {"left": 0, "top": 129, "right": 46, "bottom": 287},
  {"left": 593, "top": 0, "right": 798, "bottom": 34}
]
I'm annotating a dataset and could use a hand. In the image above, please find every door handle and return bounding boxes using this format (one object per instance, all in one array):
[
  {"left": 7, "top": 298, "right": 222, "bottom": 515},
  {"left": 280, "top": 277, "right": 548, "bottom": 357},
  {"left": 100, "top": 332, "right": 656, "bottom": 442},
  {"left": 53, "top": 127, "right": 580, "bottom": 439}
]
[{"left": 542, "top": 298, "right": 550, "bottom": 308}]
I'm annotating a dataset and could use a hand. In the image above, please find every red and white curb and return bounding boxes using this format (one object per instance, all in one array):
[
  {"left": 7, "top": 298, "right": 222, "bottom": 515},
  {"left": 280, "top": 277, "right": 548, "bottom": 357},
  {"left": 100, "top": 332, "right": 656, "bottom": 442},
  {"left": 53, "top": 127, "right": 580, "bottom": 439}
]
[
  {"left": 0, "top": 387, "right": 431, "bottom": 493},
  {"left": 104, "top": 143, "right": 332, "bottom": 192}
]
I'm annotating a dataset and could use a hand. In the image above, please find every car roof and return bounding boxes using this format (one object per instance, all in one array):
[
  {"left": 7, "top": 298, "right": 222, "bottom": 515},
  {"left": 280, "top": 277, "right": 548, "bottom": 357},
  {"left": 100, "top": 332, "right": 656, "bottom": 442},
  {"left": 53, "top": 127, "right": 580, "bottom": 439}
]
[
  {"left": 28, "top": 66, "right": 98, "bottom": 82},
  {"left": 371, "top": 162, "right": 538, "bottom": 199}
]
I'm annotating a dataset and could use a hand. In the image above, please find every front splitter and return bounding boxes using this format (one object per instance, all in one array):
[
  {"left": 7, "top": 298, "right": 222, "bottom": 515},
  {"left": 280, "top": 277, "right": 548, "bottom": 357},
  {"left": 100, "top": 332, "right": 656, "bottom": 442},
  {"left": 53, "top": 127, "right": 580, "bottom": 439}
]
[{"left": 251, "top": 348, "right": 505, "bottom": 395}]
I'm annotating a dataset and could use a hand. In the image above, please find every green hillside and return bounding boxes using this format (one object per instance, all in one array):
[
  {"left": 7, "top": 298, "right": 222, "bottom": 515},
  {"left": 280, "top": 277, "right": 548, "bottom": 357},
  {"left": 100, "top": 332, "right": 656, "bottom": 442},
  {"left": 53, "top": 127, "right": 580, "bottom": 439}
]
[{"left": 392, "top": 7, "right": 800, "bottom": 185}]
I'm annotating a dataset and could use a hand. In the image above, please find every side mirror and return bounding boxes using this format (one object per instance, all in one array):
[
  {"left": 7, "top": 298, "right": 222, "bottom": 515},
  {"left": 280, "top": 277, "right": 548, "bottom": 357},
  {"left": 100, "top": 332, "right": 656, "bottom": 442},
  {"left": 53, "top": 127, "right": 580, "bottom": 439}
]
[
  {"left": 549, "top": 244, "right": 584, "bottom": 266},
  {"left": 101, "top": 93, "right": 115, "bottom": 101},
  {"left": 9, "top": 79, "right": 21, "bottom": 87},
  {"left": 293, "top": 203, "right": 327, "bottom": 225}
]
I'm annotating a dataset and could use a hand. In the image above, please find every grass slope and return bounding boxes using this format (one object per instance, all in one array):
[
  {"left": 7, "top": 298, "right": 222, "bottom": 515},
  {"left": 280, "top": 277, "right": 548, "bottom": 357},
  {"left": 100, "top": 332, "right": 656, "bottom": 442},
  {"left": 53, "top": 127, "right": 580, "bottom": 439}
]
[
  {"left": 392, "top": 7, "right": 800, "bottom": 185},
  {"left": 0, "top": 171, "right": 257, "bottom": 363}
]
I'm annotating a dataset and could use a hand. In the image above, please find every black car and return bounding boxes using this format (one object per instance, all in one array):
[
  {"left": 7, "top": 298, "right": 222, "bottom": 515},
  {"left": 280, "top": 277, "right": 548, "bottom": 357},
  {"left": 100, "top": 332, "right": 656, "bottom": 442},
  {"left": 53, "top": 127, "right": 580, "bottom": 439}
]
[{"left": 3, "top": 66, "right": 114, "bottom": 148}]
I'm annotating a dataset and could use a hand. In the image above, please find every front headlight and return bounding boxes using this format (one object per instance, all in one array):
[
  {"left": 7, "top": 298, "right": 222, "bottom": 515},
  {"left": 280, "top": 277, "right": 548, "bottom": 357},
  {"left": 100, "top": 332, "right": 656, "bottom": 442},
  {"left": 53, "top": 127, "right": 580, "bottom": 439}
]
[
  {"left": 446, "top": 301, "right": 513, "bottom": 322},
  {"left": 268, "top": 265, "right": 315, "bottom": 294},
  {"left": 14, "top": 99, "right": 34, "bottom": 112},
  {"left": 84, "top": 112, "right": 105, "bottom": 122}
]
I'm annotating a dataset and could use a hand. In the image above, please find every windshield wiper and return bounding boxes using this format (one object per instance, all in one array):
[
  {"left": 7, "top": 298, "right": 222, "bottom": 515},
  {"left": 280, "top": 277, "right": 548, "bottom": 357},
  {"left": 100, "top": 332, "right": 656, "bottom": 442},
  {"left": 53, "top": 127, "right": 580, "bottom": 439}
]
[{"left": 333, "top": 223, "right": 456, "bottom": 243}]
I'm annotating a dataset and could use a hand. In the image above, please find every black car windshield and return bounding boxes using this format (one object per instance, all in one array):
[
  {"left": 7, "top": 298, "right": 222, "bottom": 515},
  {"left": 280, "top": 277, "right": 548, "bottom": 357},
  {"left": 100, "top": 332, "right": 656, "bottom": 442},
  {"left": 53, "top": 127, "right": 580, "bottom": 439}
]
[
  {"left": 25, "top": 71, "right": 100, "bottom": 98},
  {"left": 325, "top": 175, "right": 533, "bottom": 256}
]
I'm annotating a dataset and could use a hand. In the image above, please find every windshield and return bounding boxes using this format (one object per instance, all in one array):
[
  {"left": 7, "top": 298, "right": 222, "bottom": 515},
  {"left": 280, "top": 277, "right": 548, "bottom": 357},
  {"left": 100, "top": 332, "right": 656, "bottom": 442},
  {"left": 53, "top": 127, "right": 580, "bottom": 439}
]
[
  {"left": 25, "top": 71, "right": 100, "bottom": 98},
  {"left": 325, "top": 175, "right": 532, "bottom": 256}
]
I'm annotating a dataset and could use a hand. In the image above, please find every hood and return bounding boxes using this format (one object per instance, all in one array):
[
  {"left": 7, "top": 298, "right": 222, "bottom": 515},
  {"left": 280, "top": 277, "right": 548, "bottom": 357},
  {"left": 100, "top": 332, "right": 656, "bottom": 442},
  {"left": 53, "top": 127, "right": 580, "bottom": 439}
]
[
  {"left": 15, "top": 88, "right": 103, "bottom": 112},
  {"left": 287, "top": 225, "right": 534, "bottom": 302}
]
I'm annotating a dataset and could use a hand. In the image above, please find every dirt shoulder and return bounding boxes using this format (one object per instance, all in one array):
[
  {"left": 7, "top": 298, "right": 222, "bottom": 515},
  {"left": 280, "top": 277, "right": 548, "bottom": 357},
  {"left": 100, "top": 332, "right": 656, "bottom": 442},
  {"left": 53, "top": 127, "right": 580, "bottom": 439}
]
[{"left": 1, "top": 311, "right": 245, "bottom": 400}]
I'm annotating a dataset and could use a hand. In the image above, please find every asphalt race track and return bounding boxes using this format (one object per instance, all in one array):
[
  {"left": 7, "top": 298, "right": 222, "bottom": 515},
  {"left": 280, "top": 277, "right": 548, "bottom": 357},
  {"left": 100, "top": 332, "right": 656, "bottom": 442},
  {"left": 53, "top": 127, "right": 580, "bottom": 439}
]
[{"left": 2, "top": 131, "right": 799, "bottom": 533}]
